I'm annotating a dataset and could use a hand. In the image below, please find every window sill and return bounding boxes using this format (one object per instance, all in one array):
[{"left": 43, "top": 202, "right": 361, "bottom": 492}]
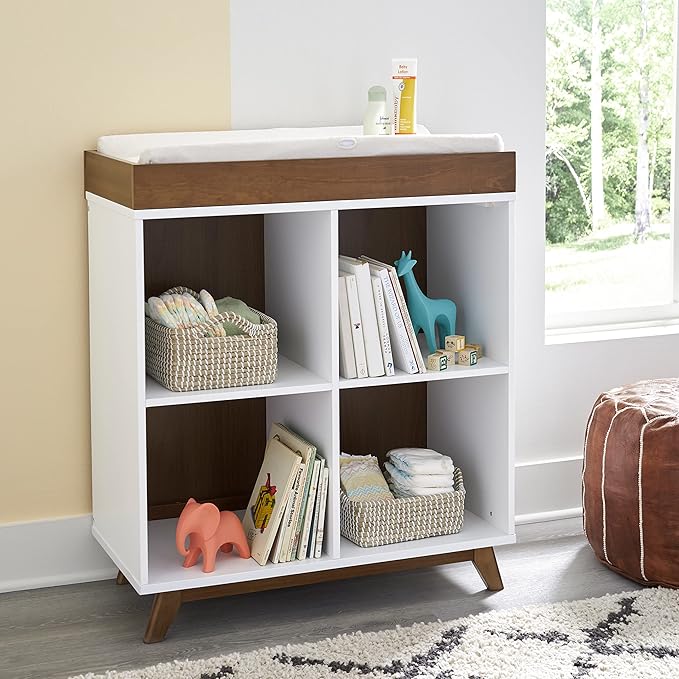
[{"left": 545, "top": 319, "right": 679, "bottom": 345}]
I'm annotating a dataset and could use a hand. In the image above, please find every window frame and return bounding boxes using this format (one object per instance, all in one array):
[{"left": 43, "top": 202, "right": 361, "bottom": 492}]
[{"left": 545, "top": 4, "right": 679, "bottom": 334}]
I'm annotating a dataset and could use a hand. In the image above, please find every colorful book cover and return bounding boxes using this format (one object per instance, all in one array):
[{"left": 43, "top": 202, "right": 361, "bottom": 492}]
[
  {"left": 269, "top": 422, "right": 317, "bottom": 563},
  {"left": 269, "top": 462, "right": 305, "bottom": 564},
  {"left": 242, "top": 436, "right": 302, "bottom": 566}
]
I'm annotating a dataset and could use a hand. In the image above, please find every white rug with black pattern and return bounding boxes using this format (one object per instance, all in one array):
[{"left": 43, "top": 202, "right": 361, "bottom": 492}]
[{"left": 72, "top": 588, "right": 679, "bottom": 679}]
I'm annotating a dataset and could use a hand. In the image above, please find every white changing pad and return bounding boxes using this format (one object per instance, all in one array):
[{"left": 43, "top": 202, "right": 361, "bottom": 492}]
[{"left": 97, "top": 126, "right": 504, "bottom": 164}]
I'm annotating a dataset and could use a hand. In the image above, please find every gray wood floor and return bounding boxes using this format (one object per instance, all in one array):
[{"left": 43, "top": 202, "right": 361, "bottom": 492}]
[{"left": 0, "top": 519, "right": 641, "bottom": 679}]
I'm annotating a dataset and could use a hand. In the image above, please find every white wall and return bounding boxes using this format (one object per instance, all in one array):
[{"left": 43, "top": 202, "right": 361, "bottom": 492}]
[{"left": 231, "top": 1, "right": 679, "bottom": 519}]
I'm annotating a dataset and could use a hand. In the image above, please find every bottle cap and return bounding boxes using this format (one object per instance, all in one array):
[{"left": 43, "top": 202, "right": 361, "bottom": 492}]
[{"left": 368, "top": 85, "right": 387, "bottom": 102}]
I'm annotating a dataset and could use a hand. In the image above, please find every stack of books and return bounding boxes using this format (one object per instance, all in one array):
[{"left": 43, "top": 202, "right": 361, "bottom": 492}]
[
  {"left": 242, "top": 423, "right": 330, "bottom": 566},
  {"left": 338, "top": 255, "right": 426, "bottom": 379}
]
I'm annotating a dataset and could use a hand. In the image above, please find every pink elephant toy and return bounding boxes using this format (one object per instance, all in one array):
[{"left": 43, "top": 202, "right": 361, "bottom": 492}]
[{"left": 175, "top": 498, "right": 251, "bottom": 573}]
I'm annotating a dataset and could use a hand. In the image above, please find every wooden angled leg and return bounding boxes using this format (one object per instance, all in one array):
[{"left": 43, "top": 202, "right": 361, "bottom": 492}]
[
  {"left": 144, "top": 591, "right": 183, "bottom": 644},
  {"left": 116, "top": 570, "right": 128, "bottom": 585},
  {"left": 472, "top": 547, "right": 504, "bottom": 591}
]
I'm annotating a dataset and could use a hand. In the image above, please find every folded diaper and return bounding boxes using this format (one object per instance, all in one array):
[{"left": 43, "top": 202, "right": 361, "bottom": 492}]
[
  {"left": 183, "top": 293, "right": 213, "bottom": 324},
  {"left": 199, "top": 289, "right": 219, "bottom": 317},
  {"left": 160, "top": 294, "right": 179, "bottom": 319},
  {"left": 384, "top": 462, "right": 454, "bottom": 488},
  {"left": 145, "top": 289, "right": 262, "bottom": 337},
  {"left": 172, "top": 294, "right": 192, "bottom": 326},
  {"left": 182, "top": 296, "right": 203, "bottom": 325},
  {"left": 388, "top": 479, "right": 454, "bottom": 498},
  {"left": 340, "top": 453, "right": 393, "bottom": 502},
  {"left": 387, "top": 448, "right": 454, "bottom": 475},
  {"left": 147, "top": 297, "right": 178, "bottom": 328}
]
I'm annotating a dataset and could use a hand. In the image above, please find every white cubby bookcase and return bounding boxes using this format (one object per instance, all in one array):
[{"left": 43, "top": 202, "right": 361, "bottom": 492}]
[{"left": 85, "top": 149, "right": 515, "bottom": 640}]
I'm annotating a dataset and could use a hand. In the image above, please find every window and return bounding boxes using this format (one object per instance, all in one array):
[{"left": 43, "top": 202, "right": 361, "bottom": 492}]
[{"left": 546, "top": 0, "right": 677, "bottom": 330}]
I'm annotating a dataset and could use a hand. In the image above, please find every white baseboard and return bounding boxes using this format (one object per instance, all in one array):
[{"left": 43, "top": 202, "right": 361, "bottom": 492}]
[
  {"left": 515, "top": 506, "right": 583, "bottom": 525},
  {"left": 515, "top": 454, "right": 583, "bottom": 520},
  {"left": 0, "top": 514, "right": 116, "bottom": 594}
]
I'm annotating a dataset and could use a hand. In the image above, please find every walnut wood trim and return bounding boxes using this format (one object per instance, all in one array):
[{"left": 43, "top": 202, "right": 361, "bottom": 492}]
[
  {"left": 471, "top": 547, "right": 504, "bottom": 591},
  {"left": 84, "top": 151, "right": 135, "bottom": 208},
  {"left": 182, "top": 549, "right": 475, "bottom": 603},
  {"left": 140, "top": 547, "right": 504, "bottom": 643},
  {"left": 84, "top": 150, "right": 516, "bottom": 210},
  {"left": 144, "top": 591, "right": 182, "bottom": 644}
]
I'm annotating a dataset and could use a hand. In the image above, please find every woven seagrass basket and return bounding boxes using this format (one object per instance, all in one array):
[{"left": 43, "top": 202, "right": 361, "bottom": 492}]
[
  {"left": 145, "top": 287, "right": 277, "bottom": 392},
  {"left": 340, "top": 467, "right": 465, "bottom": 548}
]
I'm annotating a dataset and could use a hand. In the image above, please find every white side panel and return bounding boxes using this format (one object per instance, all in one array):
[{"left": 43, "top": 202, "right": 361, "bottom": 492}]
[
  {"left": 265, "top": 391, "right": 339, "bottom": 559},
  {"left": 265, "top": 211, "right": 336, "bottom": 382},
  {"left": 88, "top": 201, "right": 147, "bottom": 586},
  {"left": 428, "top": 375, "right": 512, "bottom": 534},
  {"left": 427, "top": 203, "right": 511, "bottom": 364}
]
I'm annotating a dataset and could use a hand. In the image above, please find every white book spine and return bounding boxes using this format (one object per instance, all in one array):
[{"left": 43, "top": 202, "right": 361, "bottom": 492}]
[
  {"left": 277, "top": 463, "right": 305, "bottom": 561},
  {"left": 371, "top": 274, "right": 395, "bottom": 376},
  {"left": 389, "top": 267, "right": 426, "bottom": 373},
  {"left": 372, "top": 266, "right": 417, "bottom": 374},
  {"left": 341, "top": 273, "right": 368, "bottom": 378},
  {"left": 313, "top": 468, "right": 330, "bottom": 558},
  {"left": 308, "top": 467, "right": 323, "bottom": 557},
  {"left": 338, "top": 276, "right": 357, "bottom": 379},
  {"left": 339, "top": 257, "right": 385, "bottom": 377},
  {"left": 287, "top": 455, "right": 316, "bottom": 562},
  {"left": 297, "top": 458, "right": 322, "bottom": 560}
]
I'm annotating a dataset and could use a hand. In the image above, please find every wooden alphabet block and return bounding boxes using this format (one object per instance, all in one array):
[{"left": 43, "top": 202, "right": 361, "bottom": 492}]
[
  {"left": 466, "top": 343, "right": 483, "bottom": 359},
  {"left": 427, "top": 351, "right": 448, "bottom": 371},
  {"left": 456, "top": 348, "right": 478, "bottom": 366},
  {"left": 445, "top": 335, "right": 466, "bottom": 352},
  {"left": 438, "top": 349, "right": 457, "bottom": 364}
]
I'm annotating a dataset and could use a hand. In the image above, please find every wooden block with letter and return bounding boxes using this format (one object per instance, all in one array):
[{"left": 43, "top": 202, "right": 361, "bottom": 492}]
[
  {"left": 438, "top": 349, "right": 457, "bottom": 364},
  {"left": 466, "top": 343, "right": 483, "bottom": 359},
  {"left": 456, "top": 348, "right": 478, "bottom": 366},
  {"left": 445, "top": 335, "right": 466, "bottom": 352},
  {"left": 427, "top": 351, "right": 448, "bottom": 371}
]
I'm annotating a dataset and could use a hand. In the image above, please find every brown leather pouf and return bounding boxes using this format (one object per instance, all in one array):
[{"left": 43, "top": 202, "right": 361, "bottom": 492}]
[{"left": 583, "top": 379, "right": 679, "bottom": 587}]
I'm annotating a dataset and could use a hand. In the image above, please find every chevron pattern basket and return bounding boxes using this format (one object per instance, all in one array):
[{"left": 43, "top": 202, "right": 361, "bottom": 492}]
[
  {"left": 145, "top": 287, "right": 277, "bottom": 392},
  {"left": 340, "top": 467, "right": 465, "bottom": 548}
]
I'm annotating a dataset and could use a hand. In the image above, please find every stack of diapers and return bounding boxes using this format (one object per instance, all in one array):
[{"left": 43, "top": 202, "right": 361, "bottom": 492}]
[
  {"left": 384, "top": 448, "right": 455, "bottom": 498},
  {"left": 145, "top": 288, "right": 260, "bottom": 338},
  {"left": 340, "top": 453, "right": 394, "bottom": 502}
]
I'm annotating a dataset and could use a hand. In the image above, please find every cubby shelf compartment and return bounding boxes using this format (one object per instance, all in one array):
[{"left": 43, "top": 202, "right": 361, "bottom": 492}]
[
  {"left": 339, "top": 357, "right": 508, "bottom": 390},
  {"left": 145, "top": 355, "right": 331, "bottom": 407},
  {"left": 140, "top": 510, "right": 511, "bottom": 595}
]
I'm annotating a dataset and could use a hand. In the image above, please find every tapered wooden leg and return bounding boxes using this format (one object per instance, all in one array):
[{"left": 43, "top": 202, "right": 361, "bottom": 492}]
[
  {"left": 144, "top": 591, "right": 182, "bottom": 644},
  {"left": 472, "top": 547, "right": 504, "bottom": 591},
  {"left": 116, "top": 570, "right": 128, "bottom": 585}
]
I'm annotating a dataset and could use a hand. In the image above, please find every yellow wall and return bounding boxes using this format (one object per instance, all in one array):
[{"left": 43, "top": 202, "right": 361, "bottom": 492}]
[{"left": 0, "top": 2, "right": 230, "bottom": 522}]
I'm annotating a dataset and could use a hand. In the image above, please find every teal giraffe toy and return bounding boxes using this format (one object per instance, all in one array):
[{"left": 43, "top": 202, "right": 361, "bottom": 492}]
[{"left": 395, "top": 250, "right": 457, "bottom": 354}]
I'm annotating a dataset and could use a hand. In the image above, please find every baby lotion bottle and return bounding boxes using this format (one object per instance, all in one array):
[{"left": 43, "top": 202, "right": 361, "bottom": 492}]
[
  {"left": 363, "top": 85, "right": 390, "bottom": 135},
  {"left": 392, "top": 58, "right": 418, "bottom": 134}
]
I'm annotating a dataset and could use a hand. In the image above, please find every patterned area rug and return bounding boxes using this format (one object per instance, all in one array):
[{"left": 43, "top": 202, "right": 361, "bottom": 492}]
[{"left": 71, "top": 588, "right": 679, "bottom": 679}]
